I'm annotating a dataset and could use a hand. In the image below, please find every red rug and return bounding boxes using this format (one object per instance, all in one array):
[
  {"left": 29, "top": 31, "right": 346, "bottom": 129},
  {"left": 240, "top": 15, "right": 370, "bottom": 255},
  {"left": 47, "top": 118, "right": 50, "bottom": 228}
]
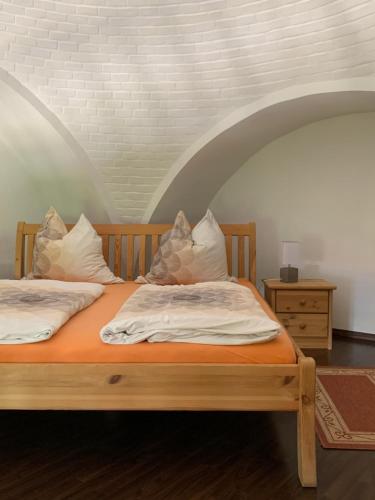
[{"left": 316, "top": 367, "right": 375, "bottom": 450}]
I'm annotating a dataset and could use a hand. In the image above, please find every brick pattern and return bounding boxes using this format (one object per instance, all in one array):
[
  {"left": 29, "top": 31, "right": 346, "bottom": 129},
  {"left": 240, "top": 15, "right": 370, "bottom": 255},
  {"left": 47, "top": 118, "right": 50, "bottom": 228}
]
[{"left": 1, "top": 0, "right": 375, "bottom": 221}]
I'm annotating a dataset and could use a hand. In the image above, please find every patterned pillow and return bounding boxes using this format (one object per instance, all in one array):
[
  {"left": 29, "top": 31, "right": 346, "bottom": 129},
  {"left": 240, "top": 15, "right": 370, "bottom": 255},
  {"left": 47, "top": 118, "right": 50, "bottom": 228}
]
[
  {"left": 31, "top": 207, "right": 67, "bottom": 278},
  {"left": 30, "top": 207, "right": 123, "bottom": 284},
  {"left": 137, "top": 209, "right": 231, "bottom": 285}
]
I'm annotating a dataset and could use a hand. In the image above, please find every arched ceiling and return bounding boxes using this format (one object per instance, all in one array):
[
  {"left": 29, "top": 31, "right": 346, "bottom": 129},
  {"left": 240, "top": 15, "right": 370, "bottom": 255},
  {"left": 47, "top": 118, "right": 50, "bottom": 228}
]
[
  {"left": 0, "top": 70, "right": 112, "bottom": 276},
  {"left": 0, "top": 68, "right": 116, "bottom": 222},
  {"left": 1, "top": 1, "right": 375, "bottom": 222},
  {"left": 147, "top": 81, "right": 375, "bottom": 222}
]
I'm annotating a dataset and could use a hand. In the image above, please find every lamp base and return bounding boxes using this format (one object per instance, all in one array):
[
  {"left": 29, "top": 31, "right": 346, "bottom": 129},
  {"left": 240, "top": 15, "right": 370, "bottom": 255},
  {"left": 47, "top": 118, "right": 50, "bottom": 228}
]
[{"left": 280, "top": 266, "right": 298, "bottom": 283}]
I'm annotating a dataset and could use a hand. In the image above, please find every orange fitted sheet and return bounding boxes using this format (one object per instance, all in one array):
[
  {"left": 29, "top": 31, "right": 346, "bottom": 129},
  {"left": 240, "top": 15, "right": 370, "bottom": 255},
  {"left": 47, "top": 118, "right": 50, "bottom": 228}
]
[{"left": 0, "top": 280, "right": 296, "bottom": 364}]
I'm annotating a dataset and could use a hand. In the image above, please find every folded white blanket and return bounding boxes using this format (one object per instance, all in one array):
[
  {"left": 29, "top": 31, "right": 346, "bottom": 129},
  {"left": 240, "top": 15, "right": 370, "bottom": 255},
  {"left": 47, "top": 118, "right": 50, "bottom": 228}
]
[
  {"left": 0, "top": 279, "right": 104, "bottom": 344},
  {"left": 100, "top": 282, "right": 281, "bottom": 345}
]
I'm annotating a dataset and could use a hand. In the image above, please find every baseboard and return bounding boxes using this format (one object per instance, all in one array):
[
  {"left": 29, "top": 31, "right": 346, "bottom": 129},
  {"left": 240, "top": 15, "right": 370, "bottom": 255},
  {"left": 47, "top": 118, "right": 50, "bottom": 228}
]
[{"left": 333, "top": 329, "right": 375, "bottom": 344}]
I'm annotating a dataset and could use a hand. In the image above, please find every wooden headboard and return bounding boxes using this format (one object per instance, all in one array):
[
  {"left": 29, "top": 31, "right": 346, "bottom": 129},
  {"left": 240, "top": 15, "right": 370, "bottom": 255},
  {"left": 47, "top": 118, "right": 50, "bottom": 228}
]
[{"left": 15, "top": 222, "right": 256, "bottom": 283}]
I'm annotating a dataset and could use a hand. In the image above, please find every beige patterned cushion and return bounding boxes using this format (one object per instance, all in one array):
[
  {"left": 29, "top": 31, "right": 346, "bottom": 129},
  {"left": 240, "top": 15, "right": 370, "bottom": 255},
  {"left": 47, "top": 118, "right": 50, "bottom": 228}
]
[
  {"left": 137, "top": 210, "right": 231, "bottom": 285},
  {"left": 30, "top": 208, "right": 123, "bottom": 284},
  {"left": 31, "top": 207, "right": 67, "bottom": 278}
]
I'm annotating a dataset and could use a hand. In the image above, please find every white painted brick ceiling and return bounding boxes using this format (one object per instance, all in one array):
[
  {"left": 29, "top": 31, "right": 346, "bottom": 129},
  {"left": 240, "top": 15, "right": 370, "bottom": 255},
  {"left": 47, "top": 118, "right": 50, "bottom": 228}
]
[{"left": 1, "top": 0, "right": 375, "bottom": 221}]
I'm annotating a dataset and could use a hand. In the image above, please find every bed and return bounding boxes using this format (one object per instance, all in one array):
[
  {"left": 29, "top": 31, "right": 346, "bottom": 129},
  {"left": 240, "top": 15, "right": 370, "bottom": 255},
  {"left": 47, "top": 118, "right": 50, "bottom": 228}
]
[{"left": 0, "top": 221, "right": 317, "bottom": 487}]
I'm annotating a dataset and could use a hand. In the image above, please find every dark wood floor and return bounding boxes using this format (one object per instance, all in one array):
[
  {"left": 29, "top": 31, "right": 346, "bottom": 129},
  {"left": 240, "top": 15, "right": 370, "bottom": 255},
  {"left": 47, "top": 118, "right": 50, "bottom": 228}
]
[{"left": 0, "top": 337, "right": 374, "bottom": 500}]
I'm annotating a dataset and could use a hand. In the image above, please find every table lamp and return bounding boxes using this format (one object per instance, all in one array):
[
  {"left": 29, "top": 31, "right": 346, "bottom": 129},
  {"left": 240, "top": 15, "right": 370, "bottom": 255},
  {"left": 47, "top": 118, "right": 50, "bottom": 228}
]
[{"left": 280, "top": 241, "right": 300, "bottom": 282}]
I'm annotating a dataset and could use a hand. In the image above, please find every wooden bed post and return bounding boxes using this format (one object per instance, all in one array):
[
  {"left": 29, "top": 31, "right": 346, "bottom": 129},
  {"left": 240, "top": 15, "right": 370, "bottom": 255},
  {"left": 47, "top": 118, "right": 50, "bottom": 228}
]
[
  {"left": 15, "top": 222, "right": 25, "bottom": 280},
  {"left": 297, "top": 355, "right": 317, "bottom": 487}
]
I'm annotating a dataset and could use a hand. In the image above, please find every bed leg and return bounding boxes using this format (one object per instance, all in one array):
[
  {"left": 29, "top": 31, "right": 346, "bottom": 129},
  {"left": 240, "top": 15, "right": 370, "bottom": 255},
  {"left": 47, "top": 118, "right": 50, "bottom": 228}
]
[{"left": 297, "top": 356, "right": 317, "bottom": 487}]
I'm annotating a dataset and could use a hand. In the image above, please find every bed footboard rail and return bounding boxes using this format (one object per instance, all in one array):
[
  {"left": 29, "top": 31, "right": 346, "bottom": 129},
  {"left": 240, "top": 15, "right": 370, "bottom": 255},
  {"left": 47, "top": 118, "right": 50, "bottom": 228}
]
[{"left": 0, "top": 363, "right": 300, "bottom": 412}]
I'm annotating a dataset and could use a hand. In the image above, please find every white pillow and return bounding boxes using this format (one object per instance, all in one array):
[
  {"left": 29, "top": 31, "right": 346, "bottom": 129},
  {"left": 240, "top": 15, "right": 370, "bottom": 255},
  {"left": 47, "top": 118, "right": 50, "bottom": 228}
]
[
  {"left": 137, "top": 209, "right": 232, "bottom": 285},
  {"left": 191, "top": 209, "right": 230, "bottom": 282},
  {"left": 31, "top": 208, "right": 123, "bottom": 284}
]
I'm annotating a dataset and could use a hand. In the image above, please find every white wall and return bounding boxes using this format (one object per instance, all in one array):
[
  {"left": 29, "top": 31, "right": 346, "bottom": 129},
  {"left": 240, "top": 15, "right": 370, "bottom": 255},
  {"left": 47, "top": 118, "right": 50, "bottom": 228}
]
[
  {"left": 0, "top": 80, "right": 109, "bottom": 278},
  {"left": 211, "top": 113, "right": 375, "bottom": 334}
]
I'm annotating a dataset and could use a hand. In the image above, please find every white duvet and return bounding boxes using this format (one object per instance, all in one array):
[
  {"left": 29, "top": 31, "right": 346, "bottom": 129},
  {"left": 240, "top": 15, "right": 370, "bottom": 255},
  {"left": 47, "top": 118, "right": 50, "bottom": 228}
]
[
  {"left": 0, "top": 279, "right": 104, "bottom": 344},
  {"left": 100, "top": 281, "right": 281, "bottom": 345}
]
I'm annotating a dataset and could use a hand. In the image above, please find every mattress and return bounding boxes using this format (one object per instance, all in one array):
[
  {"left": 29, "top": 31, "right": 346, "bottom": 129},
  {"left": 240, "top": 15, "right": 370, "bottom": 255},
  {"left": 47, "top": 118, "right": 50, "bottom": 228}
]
[{"left": 0, "top": 280, "right": 296, "bottom": 364}]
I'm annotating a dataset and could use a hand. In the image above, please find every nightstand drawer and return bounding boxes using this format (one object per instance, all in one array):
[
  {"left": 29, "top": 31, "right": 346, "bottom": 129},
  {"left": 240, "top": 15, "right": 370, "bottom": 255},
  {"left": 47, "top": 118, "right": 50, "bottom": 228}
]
[
  {"left": 278, "top": 313, "right": 328, "bottom": 337},
  {"left": 276, "top": 290, "right": 329, "bottom": 313}
]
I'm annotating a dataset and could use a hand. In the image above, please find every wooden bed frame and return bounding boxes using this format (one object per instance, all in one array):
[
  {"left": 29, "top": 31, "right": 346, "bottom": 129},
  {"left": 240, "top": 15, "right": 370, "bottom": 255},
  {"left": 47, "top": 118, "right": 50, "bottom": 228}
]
[{"left": 0, "top": 222, "right": 316, "bottom": 487}]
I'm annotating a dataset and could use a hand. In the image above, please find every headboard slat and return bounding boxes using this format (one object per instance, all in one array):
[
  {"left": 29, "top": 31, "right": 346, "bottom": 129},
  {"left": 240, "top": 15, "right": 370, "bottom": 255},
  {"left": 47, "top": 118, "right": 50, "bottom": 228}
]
[
  {"left": 102, "top": 235, "right": 109, "bottom": 265},
  {"left": 27, "top": 234, "right": 35, "bottom": 276},
  {"left": 238, "top": 236, "right": 245, "bottom": 278},
  {"left": 225, "top": 235, "right": 232, "bottom": 275},
  {"left": 138, "top": 235, "right": 146, "bottom": 276},
  {"left": 126, "top": 235, "right": 134, "bottom": 281},
  {"left": 114, "top": 235, "right": 122, "bottom": 277},
  {"left": 250, "top": 226, "right": 256, "bottom": 284},
  {"left": 15, "top": 222, "right": 256, "bottom": 283}
]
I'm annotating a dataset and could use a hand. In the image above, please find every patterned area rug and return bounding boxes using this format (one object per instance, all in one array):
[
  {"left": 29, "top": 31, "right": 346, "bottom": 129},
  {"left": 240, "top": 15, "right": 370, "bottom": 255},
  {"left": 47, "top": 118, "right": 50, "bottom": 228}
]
[{"left": 316, "top": 367, "right": 375, "bottom": 450}]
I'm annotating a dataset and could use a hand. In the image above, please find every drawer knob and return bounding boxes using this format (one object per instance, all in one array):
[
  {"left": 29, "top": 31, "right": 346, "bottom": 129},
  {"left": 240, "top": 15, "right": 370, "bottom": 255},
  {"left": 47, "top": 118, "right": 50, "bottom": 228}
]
[
  {"left": 299, "top": 323, "right": 307, "bottom": 330},
  {"left": 299, "top": 300, "right": 306, "bottom": 306}
]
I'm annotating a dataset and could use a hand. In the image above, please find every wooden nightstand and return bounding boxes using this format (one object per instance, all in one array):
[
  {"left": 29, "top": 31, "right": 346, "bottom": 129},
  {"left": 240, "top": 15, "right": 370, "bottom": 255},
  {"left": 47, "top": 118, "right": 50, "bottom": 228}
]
[{"left": 263, "top": 279, "right": 337, "bottom": 350}]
